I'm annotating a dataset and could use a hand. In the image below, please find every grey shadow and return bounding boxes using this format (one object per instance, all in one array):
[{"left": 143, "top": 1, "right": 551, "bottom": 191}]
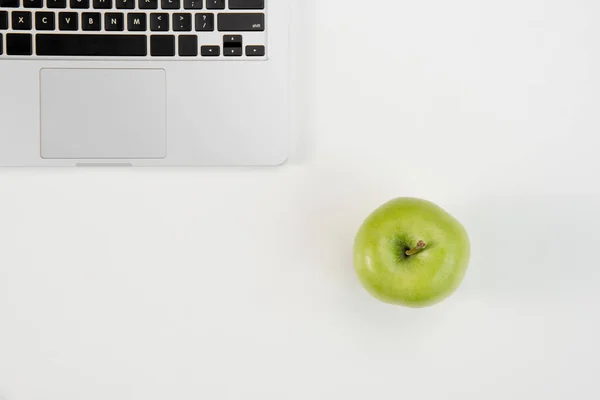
[
  {"left": 287, "top": 0, "right": 318, "bottom": 164},
  {"left": 283, "top": 164, "right": 442, "bottom": 328},
  {"left": 457, "top": 193, "right": 600, "bottom": 301}
]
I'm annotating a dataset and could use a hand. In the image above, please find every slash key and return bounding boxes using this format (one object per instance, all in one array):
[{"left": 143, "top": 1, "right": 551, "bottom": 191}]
[{"left": 195, "top": 13, "right": 214, "bottom": 31}]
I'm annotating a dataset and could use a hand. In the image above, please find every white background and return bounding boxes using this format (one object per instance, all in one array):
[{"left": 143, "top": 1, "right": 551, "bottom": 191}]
[{"left": 2, "top": 0, "right": 600, "bottom": 399}]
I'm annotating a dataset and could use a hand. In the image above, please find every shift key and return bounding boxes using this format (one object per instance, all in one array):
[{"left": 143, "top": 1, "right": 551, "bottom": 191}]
[{"left": 217, "top": 13, "right": 264, "bottom": 31}]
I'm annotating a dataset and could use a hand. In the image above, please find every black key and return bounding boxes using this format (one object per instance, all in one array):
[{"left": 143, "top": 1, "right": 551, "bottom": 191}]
[
  {"left": 223, "top": 34, "right": 242, "bottom": 45},
  {"left": 195, "top": 13, "right": 213, "bottom": 31},
  {"left": 93, "top": 0, "right": 111, "bottom": 8},
  {"left": 139, "top": 0, "right": 157, "bottom": 9},
  {"left": 150, "top": 35, "right": 174, "bottom": 56},
  {"left": 246, "top": 45, "right": 264, "bottom": 56},
  {"left": 229, "top": 0, "right": 263, "bottom": 9},
  {"left": 0, "top": 12, "right": 7, "bottom": 30},
  {"left": 0, "top": 0, "right": 20, "bottom": 7},
  {"left": 224, "top": 46, "right": 241, "bottom": 56},
  {"left": 223, "top": 34, "right": 242, "bottom": 55},
  {"left": 23, "top": 0, "right": 43, "bottom": 8},
  {"left": 105, "top": 13, "right": 123, "bottom": 31},
  {"left": 37, "top": 34, "right": 147, "bottom": 56},
  {"left": 178, "top": 34, "right": 197, "bottom": 56},
  {"left": 58, "top": 12, "right": 77, "bottom": 30},
  {"left": 205, "top": 0, "right": 223, "bottom": 9},
  {"left": 200, "top": 45, "right": 219, "bottom": 56},
  {"left": 70, "top": 0, "right": 89, "bottom": 8},
  {"left": 82, "top": 12, "right": 100, "bottom": 30},
  {"left": 183, "top": 0, "right": 200, "bottom": 9},
  {"left": 12, "top": 12, "right": 32, "bottom": 30},
  {"left": 115, "top": 0, "right": 133, "bottom": 8},
  {"left": 35, "top": 12, "right": 55, "bottom": 30},
  {"left": 47, "top": 0, "right": 67, "bottom": 8},
  {"left": 127, "top": 13, "right": 146, "bottom": 31},
  {"left": 173, "top": 13, "right": 190, "bottom": 31},
  {"left": 7, "top": 33, "right": 32, "bottom": 55},
  {"left": 217, "top": 13, "right": 264, "bottom": 31},
  {"left": 161, "top": 0, "right": 178, "bottom": 9},
  {"left": 150, "top": 13, "right": 168, "bottom": 31}
]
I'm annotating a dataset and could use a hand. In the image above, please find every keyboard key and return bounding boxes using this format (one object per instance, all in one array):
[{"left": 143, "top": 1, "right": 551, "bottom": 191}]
[
  {"left": 139, "top": 0, "right": 157, "bottom": 9},
  {"left": 183, "top": 0, "right": 200, "bottom": 9},
  {"left": 58, "top": 12, "right": 78, "bottom": 30},
  {"left": 47, "top": 0, "right": 67, "bottom": 8},
  {"left": 127, "top": 13, "right": 146, "bottom": 31},
  {"left": 105, "top": 13, "right": 124, "bottom": 31},
  {"left": 12, "top": 12, "right": 32, "bottom": 30},
  {"left": 178, "top": 35, "right": 197, "bottom": 56},
  {"left": 36, "top": 34, "right": 147, "bottom": 56},
  {"left": 0, "top": 34, "right": 2, "bottom": 54},
  {"left": 70, "top": 0, "right": 89, "bottom": 8},
  {"left": 229, "top": 0, "right": 263, "bottom": 9},
  {"left": 223, "top": 34, "right": 242, "bottom": 45},
  {"left": 150, "top": 13, "right": 168, "bottom": 31},
  {"left": 23, "top": 0, "right": 43, "bottom": 8},
  {"left": 93, "top": 0, "right": 112, "bottom": 9},
  {"left": 205, "top": 0, "right": 223, "bottom": 9},
  {"left": 150, "top": 35, "right": 175, "bottom": 56},
  {"left": 0, "top": 0, "right": 20, "bottom": 7},
  {"left": 217, "top": 13, "right": 264, "bottom": 31},
  {"left": 115, "top": 0, "right": 133, "bottom": 8},
  {"left": 161, "top": 0, "right": 178, "bottom": 9},
  {"left": 82, "top": 12, "right": 100, "bottom": 30},
  {"left": 35, "top": 12, "right": 55, "bottom": 30},
  {"left": 173, "top": 13, "right": 190, "bottom": 31},
  {"left": 246, "top": 45, "right": 264, "bottom": 56},
  {"left": 7, "top": 33, "right": 32, "bottom": 55},
  {"left": 224, "top": 46, "right": 242, "bottom": 56},
  {"left": 200, "top": 45, "right": 219, "bottom": 56},
  {"left": 0, "top": 12, "right": 7, "bottom": 29},
  {"left": 195, "top": 13, "right": 213, "bottom": 31}
]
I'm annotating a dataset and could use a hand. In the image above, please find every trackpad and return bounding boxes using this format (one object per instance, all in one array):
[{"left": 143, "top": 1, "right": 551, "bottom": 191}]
[{"left": 41, "top": 69, "right": 166, "bottom": 159}]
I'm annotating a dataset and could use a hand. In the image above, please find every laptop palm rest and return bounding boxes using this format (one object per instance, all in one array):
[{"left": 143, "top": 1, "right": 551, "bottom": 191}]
[{"left": 40, "top": 68, "right": 167, "bottom": 160}]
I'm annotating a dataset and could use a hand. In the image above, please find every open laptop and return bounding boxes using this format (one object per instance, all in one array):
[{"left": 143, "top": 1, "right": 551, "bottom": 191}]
[{"left": 0, "top": 0, "right": 289, "bottom": 166}]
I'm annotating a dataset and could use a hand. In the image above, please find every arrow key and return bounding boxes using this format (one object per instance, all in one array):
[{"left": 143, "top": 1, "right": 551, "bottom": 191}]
[
  {"left": 223, "top": 34, "right": 242, "bottom": 45},
  {"left": 224, "top": 47, "right": 242, "bottom": 56},
  {"left": 201, "top": 45, "right": 220, "bottom": 56},
  {"left": 246, "top": 45, "right": 264, "bottom": 56}
]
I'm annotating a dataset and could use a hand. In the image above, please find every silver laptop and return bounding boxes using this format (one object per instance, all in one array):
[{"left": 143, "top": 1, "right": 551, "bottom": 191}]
[{"left": 0, "top": 0, "right": 289, "bottom": 166}]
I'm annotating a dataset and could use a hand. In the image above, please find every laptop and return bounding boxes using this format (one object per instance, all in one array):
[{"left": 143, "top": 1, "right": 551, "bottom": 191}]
[{"left": 0, "top": 0, "right": 290, "bottom": 166}]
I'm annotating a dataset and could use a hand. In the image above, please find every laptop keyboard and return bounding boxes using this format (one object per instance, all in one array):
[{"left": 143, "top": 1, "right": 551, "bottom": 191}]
[{"left": 0, "top": 0, "right": 266, "bottom": 58}]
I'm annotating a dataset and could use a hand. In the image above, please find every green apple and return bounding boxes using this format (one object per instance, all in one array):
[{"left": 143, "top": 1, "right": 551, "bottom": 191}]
[{"left": 353, "top": 198, "right": 470, "bottom": 307}]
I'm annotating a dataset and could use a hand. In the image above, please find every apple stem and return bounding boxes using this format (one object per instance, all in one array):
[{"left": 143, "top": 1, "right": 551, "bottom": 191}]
[{"left": 405, "top": 240, "right": 427, "bottom": 256}]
